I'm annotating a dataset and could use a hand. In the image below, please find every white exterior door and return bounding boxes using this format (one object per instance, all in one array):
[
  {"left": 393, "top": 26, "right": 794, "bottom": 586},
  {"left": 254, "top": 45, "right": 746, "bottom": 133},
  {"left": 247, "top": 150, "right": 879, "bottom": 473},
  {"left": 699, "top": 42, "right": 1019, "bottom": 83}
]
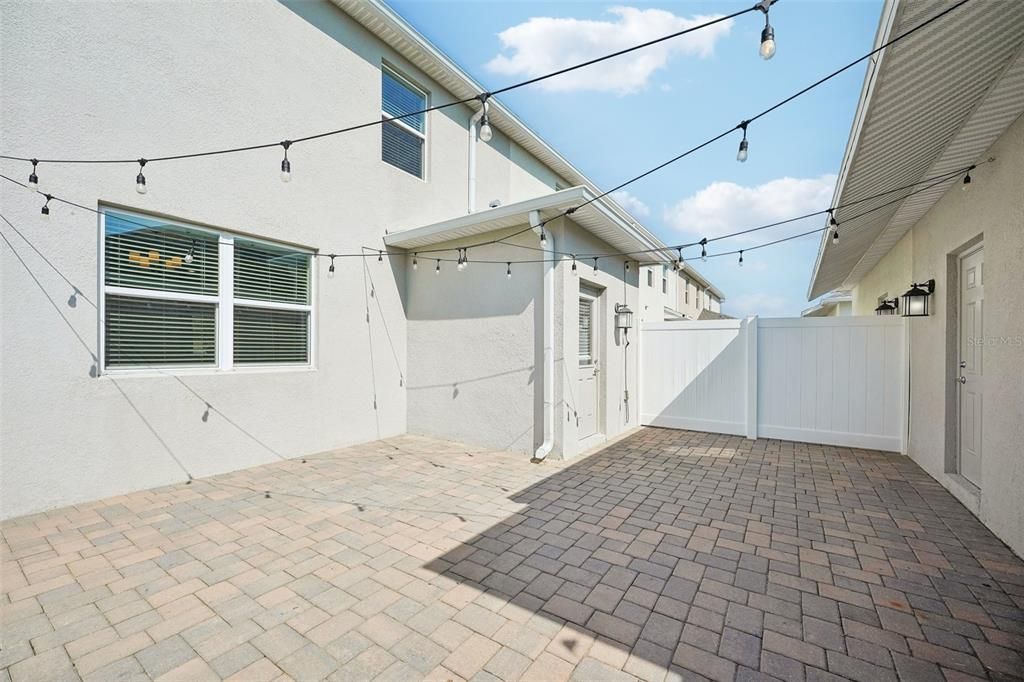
[
  {"left": 577, "top": 291, "right": 600, "bottom": 441},
  {"left": 958, "top": 246, "right": 984, "bottom": 486}
]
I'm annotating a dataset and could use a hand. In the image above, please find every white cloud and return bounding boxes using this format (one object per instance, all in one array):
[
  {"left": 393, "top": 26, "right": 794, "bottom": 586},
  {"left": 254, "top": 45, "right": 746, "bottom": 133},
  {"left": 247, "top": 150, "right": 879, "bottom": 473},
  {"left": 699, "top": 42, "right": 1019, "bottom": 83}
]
[
  {"left": 665, "top": 174, "right": 837, "bottom": 243},
  {"left": 485, "top": 7, "right": 734, "bottom": 95},
  {"left": 726, "top": 292, "right": 790, "bottom": 318},
  {"left": 610, "top": 190, "right": 650, "bottom": 217}
]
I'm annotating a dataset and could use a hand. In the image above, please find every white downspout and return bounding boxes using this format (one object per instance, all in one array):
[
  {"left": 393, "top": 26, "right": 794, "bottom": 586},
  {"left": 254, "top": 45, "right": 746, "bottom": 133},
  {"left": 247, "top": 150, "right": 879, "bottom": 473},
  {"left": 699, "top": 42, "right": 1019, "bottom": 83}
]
[
  {"left": 532, "top": 210, "right": 555, "bottom": 462},
  {"left": 467, "top": 107, "right": 484, "bottom": 214}
]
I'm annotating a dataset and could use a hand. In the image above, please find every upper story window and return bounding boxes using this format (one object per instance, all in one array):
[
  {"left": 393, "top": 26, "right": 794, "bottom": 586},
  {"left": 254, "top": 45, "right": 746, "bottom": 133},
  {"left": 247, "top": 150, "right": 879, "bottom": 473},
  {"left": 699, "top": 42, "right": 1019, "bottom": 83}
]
[
  {"left": 683, "top": 278, "right": 689, "bottom": 304},
  {"left": 102, "top": 209, "right": 312, "bottom": 372},
  {"left": 662, "top": 277, "right": 667, "bottom": 294},
  {"left": 381, "top": 67, "right": 427, "bottom": 178},
  {"left": 646, "top": 270, "right": 653, "bottom": 287}
]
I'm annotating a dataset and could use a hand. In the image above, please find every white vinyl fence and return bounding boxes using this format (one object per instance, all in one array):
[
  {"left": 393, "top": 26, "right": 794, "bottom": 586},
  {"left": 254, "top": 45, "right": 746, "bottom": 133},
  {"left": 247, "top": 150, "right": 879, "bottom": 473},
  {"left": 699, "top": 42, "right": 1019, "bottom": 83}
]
[{"left": 640, "top": 316, "right": 907, "bottom": 452}]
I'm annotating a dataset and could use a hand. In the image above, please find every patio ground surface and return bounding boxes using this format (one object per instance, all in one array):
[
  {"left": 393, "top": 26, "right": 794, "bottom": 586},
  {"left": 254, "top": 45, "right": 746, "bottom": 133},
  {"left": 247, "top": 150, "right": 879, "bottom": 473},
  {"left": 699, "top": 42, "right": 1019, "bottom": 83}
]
[{"left": 3, "top": 428, "right": 1023, "bottom": 682}]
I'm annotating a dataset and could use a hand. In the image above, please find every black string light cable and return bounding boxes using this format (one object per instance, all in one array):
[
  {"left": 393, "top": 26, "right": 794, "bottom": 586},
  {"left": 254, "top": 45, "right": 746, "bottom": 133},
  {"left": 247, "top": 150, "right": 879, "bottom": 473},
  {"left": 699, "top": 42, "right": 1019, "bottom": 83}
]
[
  {"left": 0, "top": 161, "right": 977, "bottom": 268},
  {"left": 0, "top": 3, "right": 765, "bottom": 173}
]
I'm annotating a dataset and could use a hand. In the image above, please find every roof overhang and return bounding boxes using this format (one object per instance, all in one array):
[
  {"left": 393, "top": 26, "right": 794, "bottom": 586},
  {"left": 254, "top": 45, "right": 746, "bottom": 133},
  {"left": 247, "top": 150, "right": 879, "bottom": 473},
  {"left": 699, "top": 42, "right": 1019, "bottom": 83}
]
[
  {"left": 801, "top": 294, "right": 852, "bottom": 317},
  {"left": 384, "top": 186, "right": 670, "bottom": 262},
  {"left": 807, "top": 0, "right": 1024, "bottom": 300}
]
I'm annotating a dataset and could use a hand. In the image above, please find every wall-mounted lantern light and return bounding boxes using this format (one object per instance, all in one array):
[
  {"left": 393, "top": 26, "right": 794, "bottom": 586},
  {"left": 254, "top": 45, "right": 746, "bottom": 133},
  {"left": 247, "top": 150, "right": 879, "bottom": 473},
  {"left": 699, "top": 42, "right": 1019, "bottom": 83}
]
[
  {"left": 901, "top": 279, "right": 935, "bottom": 317},
  {"left": 615, "top": 303, "right": 634, "bottom": 331},
  {"left": 874, "top": 298, "right": 899, "bottom": 316}
]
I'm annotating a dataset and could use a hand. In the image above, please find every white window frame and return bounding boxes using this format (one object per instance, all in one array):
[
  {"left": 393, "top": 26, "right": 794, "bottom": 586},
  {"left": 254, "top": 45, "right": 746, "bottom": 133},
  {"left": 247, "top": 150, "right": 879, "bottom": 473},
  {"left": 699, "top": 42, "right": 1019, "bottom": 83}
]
[
  {"left": 381, "top": 64, "right": 428, "bottom": 180},
  {"left": 98, "top": 207, "right": 316, "bottom": 375}
]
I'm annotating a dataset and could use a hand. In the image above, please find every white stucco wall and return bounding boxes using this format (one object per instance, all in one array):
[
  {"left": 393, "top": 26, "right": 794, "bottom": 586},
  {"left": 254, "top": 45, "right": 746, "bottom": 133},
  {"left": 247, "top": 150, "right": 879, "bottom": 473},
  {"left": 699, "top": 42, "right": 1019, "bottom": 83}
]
[
  {"left": 851, "top": 116, "right": 1024, "bottom": 556},
  {"left": 0, "top": 0, "right": 570, "bottom": 518},
  {"left": 853, "top": 231, "right": 913, "bottom": 315},
  {"left": 405, "top": 218, "right": 641, "bottom": 460}
]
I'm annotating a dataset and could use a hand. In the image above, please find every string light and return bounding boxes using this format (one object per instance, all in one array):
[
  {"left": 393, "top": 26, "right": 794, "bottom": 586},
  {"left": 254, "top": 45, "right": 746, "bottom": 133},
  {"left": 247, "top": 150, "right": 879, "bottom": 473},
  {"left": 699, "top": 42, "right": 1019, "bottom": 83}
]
[
  {"left": 738, "top": 250, "right": 744, "bottom": 266},
  {"left": 457, "top": 248, "right": 467, "bottom": 271},
  {"left": 539, "top": 227, "right": 547, "bottom": 247},
  {"left": 756, "top": 0, "right": 777, "bottom": 60},
  {"left": 28, "top": 159, "right": 39, "bottom": 191},
  {"left": 677, "top": 247, "right": 684, "bottom": 269},
  {"left": 700, "top": 238, "right": 708, "bottom": 262},
  {"left": 328, "top": 255, "right": 336, "bottom": 278},
  {"left": 736, "top": 122, "right": 749, "bottom": 163},
  {"left": 135, "top": 159, "right": 147, "bottom": 195},
  {"left": 40, "top": 193, "right": 52, "bottom": 217},
  {"left": 506, "top": 262, "right": 512, "bottom": 279},
  {"left": 593, "top": 258, "right": 599, "bottom": 273},
  {"left": 378, "top": 250, "right": 383, "bottom": 262},
  {"left": 479, "top": 96, "right": 493, "bottom": 143},
  {"left": 184, "top": 240, "right": 196, "bottom": 264},
  {"left": 962, "top": 168, "right": 972, "bottom": 191},
  {"left": 828, "top": 209, "right": 840, "bottom": 244},
  {"left": 280, "top": 141, "right": 292, "bottom": 183},
  {"left": 412, "top": 253, "right": 418, "bottom": 270},
  {"left": 435, "top": 259, "right": 441, "bottom": 274},
  {"left": 571, "top": 256, "right": 577, "bottom": 275}
]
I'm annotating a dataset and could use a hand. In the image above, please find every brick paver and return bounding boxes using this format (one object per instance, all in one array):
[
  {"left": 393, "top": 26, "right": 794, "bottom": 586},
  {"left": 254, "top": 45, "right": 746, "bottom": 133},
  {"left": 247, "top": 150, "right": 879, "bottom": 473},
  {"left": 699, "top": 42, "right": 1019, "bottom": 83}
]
[{"left": 3, "top": 428, "right": 1023, "bottom": 681}]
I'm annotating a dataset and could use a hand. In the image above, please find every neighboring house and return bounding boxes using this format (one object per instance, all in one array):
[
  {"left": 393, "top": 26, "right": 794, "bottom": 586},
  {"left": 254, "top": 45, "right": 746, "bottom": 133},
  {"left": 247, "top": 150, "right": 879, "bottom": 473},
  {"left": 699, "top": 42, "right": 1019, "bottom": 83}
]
[
  {"left": 800, "top": 291, "right": 853, "bottom": 317},
  {"left": 638, "top": 262, "right": 726, "bottom": 321},
  {"left": 0, "top": 0, "right": 670, "bottom": 519},
  {"left": 807, "top": 0, "right": 1024, "bottom": 555}
]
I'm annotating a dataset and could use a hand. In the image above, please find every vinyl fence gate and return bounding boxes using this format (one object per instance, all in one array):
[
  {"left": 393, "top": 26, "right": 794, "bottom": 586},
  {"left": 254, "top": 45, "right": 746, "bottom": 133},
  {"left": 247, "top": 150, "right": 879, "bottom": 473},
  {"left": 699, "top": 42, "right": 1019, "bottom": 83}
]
[{"left": 639, "top": 316, "right": 907, "bottom": 452}]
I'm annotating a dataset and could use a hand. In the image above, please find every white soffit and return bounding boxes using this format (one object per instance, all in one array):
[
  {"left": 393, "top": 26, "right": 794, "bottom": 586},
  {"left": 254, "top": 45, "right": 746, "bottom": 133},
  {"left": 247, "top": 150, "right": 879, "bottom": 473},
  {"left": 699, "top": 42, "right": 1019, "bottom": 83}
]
[
  {"left": 384, "top": 186, "right": 670, "bottom": 262},
  {"left": 807, "top": 0, "right": 1024, "bottom": 300}
]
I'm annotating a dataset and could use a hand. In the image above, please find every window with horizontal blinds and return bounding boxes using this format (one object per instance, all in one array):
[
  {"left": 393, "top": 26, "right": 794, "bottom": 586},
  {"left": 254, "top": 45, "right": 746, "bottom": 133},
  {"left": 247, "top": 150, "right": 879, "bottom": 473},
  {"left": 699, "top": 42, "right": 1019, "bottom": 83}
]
[
  {"left": 105, "top": 295, "right": 216, "bottom": 367},
  {"left": 381, "top": 67, "right": 426, "bottom": 178},
  {"left": 104, "top": 213, "right": 217, "bottom": 296},
  {"left": 382, "top": 120, "right": 424, "bottom": 177},
  {"left": 101, "top": 208, "right": 314, "bottom": 372},
  {"left": 578, "top": 298, "right": 593, "bottom": 367},
  {"left": 234, "top": 240, "right": 310, "bottom": 305},
  {"left": 234, "top": 307, "right": 308, "bottom": 365}
]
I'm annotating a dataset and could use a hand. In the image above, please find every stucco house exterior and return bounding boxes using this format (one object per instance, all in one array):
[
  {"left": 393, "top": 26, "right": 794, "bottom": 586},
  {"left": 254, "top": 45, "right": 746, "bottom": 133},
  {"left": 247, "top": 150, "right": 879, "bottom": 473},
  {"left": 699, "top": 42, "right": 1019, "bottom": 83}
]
[
  {"left": 0, "top": 0, "right": 736, "bottom": 519},
  {"left": 807, "top": 0, "right": 1024, "bottom": 555},
  {"left": 638, "top": 263, "right": 725, "bottom": 322}
]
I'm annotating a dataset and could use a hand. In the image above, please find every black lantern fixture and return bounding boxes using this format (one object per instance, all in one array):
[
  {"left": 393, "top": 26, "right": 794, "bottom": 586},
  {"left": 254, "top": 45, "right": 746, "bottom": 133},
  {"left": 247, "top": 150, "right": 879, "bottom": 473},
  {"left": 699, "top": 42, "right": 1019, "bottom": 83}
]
[
  {"left": 901, "top": 279, "right": 935, "bottom": 317},
  {"left": 874, "top": 298, "right": 899, "bottom": 316}
]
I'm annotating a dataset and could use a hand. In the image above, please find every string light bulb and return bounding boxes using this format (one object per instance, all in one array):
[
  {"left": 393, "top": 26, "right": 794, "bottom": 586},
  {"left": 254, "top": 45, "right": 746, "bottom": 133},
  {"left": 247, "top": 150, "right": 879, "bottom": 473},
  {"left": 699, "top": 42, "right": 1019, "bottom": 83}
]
[
  {"left": 571, "top": 256, "right": 577, "bottom": 276},
  {"left": 28, "top": 159, "right": 39, "bottom": 191},
  {"left": 736, "top": 122, "right": 749, "bottom": 163},
  {"left": 135, "top": 159, "right": 147, "bottom": 194},
  {"left": 593, "top": 258, "right": 599, "bottom": 273},
  {"left": 479, "top": 96, "right": 493, "bottom": 143},
  {"left": 41, "top": 194, "right": 52, "bottom": 217},
  {"left": 435, "top": 259, "right": 441, "bottom": 275},
  {"left": 280, "top": 141, "right": 292, "bottom": 182},
  {"left": 328, "top": 255, "right": 336, "bottom": 278},
  {"left": 413, "top": 253, "right": 418, "bottom": 270},
  {"left": 378, "top": 250, "right": 383, "bottom": 262},
  {"left": 700, "top": 238, "right": 708, "bottom": 262},
  {"left": 184, "top": 240, "right": 196, "bottom": 264},
  {"left": 757, "top": 0, "right": 776, "bottom": 60},
  {"left": 540, "top": 228, "right": 547, "bottom": 247},
  {"left": 506, "top": 262, "right": 512, "bottom": 279},
  {"left": 677, "top": 247, "right": 684, "bottom": 269},
  {"left": 962, "top": 168, "right": 972, "bottom": 191},
  {"left": 739, "top": 250, "right": 744, "bottom": 267}
]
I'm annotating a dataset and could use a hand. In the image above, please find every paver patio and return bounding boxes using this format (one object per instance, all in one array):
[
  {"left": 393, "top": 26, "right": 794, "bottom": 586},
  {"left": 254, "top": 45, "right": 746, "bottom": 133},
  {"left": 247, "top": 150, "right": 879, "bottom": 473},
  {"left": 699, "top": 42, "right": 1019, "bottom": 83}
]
[{"left": 3, "top": 428, "right": 1023, "bottom": 682}]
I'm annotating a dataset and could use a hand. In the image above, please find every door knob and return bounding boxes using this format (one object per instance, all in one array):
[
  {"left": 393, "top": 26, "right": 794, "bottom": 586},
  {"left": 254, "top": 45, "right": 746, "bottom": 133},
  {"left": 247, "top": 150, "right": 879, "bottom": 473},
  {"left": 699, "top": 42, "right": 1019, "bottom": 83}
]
[{"left": 958, "top": 376, "right": 966, "bottom": 384}]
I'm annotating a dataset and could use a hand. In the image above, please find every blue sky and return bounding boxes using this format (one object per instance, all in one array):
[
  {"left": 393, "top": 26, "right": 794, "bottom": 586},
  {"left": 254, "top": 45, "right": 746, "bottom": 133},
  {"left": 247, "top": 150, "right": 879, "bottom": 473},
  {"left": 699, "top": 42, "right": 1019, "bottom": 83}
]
[{"left": 389, "top": 0, "right": 883, "bottom": 316}]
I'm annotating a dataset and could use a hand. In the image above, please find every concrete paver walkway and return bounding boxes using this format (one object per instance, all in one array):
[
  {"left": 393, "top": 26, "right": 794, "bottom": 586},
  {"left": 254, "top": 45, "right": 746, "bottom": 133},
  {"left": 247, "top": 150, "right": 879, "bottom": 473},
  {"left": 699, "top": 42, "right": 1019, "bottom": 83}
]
[{"left": 3, "top": 428, "right": 1023, "bottom": 681}]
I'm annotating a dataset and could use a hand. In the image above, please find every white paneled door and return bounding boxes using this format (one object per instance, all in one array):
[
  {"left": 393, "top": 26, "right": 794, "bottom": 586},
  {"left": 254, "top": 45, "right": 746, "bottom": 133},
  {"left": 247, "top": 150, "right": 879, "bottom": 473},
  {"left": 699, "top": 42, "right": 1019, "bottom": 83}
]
[
  {"left": 578, "top": 290, "right": 600, "bottom": 441},
  {"left": 958, "top": 246, "right": 984, "bottom": 486}
]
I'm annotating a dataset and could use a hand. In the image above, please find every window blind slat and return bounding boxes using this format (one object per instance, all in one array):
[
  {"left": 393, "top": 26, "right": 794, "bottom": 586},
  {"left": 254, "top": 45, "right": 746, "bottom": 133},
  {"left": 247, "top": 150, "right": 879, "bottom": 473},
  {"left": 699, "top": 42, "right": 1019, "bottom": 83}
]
[
  {"left": 233, "top": 240, "right": 310, "bottom": 305},
  {"left": 382, "top": 70, "right": 425, "bottom": 132},
  {"left": 578, "top": 298, "right": 593, "bottom": 366},
  {"left": 104, "top": 213, "right": 218, "bottom": 296},
  {"left": 382, "top": 119, "right": 424, "bottom": 178},
  {"left": 233, "top": 306, "right": 309, "bottom": 365},
  {"left": 105, "top": 295, "right": 216, "bottom": 368}
]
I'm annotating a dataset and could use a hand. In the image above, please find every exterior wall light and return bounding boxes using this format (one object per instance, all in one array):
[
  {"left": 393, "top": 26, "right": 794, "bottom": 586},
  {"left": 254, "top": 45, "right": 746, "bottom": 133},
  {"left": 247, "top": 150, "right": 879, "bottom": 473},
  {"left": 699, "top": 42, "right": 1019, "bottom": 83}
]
[
  {"left": 615, "top": 303, "right": 634, "bottom": 331},
  {"left": 874, "top": 298, "right": 899, "bottom": 316},
  {"left": 901, "top": 279, "right": 935, "bottom": 317}
]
